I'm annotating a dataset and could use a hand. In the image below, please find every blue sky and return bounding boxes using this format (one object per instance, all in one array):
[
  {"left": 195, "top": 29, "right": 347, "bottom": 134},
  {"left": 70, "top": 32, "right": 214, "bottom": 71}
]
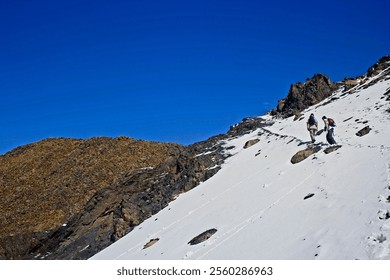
[{"left": 1, "top": 0, "right": 389, "bottom": 154}]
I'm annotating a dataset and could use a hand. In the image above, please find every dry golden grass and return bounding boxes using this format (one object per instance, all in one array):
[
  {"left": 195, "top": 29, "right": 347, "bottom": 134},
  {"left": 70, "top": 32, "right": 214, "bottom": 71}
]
[{"left": 0, "top": 137, "right": 180, "bottom": 238}]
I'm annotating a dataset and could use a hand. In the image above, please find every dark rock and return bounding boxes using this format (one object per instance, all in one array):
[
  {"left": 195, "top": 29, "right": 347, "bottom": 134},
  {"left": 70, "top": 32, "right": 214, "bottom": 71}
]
[
  {"left": 378, "top": 211, "right": 390, "bottom": 220},
  {"left": 343, "top": 117, "right": 353, "bottom": 122},
  {"left": 324, "top": 145, "right": 342, "bottom": 154},
  {"left": 356, "top": 126, "right": 371, "bottom": 137},
  {"left": 143, "top": 238, "right": 159, "bottom": 249},
  {"left": 291, "top": 146, "right": 322, "bottom": 164},
  {"left": 188, "top": 229, "right": 217, "bottom": 245},
  {"left": 275, "top": 74, "right": 338, "bottom": 117},
  {"left": 227, "top": 117, "right": 270, "bottom": 137},
  {"left": 304, "top": 193, "right": 315, "bottom": 200},
  {"left": 244, "top": 139, "right": 260, "bottom": 149},
  {"left": 343, "top": 78, "right": 362, "bottom": 91},
  {"left": 367, "top": 55, "right": 390, "bottom": 77}
]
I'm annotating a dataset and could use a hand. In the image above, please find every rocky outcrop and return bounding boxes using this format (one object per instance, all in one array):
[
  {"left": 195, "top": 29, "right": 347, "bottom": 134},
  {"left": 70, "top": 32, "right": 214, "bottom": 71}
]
[
  {"left": 187, "top": 117, "right": 271, "bottom": 180},
  {"left": 342, "top": 78, "right": 363, "bottom": 91},
  {"left": 272, "top": 74, "right": 339, "bottom": 117},
  {"left": 367, "top": 55, "right": 390, "bottom": 77},
  {"left": 227, "top": 117, "right": 270, "bottom": 137}
]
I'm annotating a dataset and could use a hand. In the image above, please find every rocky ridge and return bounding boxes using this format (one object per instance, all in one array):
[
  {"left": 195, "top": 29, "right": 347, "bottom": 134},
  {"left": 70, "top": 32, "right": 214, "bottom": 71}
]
[{"left": 272, "top": 55, "right": 390, "bottom": 118}]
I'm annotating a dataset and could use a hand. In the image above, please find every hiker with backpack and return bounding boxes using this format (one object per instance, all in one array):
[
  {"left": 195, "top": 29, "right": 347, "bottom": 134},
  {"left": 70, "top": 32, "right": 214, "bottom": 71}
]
[
  {"left": 306, "top": 113, "right": 318, "bottom": 143},
  {"left": 322, "top": 116, "right": 337, "bottom": 144}
]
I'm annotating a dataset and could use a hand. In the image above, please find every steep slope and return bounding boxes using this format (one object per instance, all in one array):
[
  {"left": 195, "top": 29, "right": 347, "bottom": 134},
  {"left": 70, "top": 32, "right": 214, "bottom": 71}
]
[{"left": 92, "top": 57, "right": 390, "bottom": 260}]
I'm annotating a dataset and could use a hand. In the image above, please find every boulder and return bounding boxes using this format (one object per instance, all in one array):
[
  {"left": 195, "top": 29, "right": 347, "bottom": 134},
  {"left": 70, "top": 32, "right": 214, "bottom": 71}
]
[
  {"left": 356, "top": 126, "right": 371, "bottom": 137},
  {"left": 291, "top": 146, "right": 321, "bottom": 164},
  {"left": 324, "top": 145, "right": 342, "bottom": 154},
  {"left": 143, "top": 238, "right": 159, "bottom": 249},
  {"left": 244, "top": 139, "right": 260, "bottom": 149},
  {"left": 188, "top": 229, "right": 217, "bottom": 245}
]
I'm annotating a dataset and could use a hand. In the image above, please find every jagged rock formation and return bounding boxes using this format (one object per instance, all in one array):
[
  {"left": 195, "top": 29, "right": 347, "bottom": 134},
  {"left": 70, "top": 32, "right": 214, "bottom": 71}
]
[
  {"left": 367, "top": 55, "right": 390, "bottom": 77},
  {"left": 272, "top": 74, "right": 338, "bottom": 117},
  {"left": 272, "top": 55, "right": 390, "bottom": 118}
]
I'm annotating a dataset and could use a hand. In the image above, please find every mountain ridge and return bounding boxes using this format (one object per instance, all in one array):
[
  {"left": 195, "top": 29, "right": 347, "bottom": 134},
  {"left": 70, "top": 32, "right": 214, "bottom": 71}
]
[{"left": 0, "top": 55, "right": 389, "bottom": 259}]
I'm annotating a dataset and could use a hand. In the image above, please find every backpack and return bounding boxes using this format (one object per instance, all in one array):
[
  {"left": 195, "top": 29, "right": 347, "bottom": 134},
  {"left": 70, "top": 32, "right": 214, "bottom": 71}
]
[
  {"left": 308, "top": 115, "right": 316, "bottom": 125},
  {"left": 328, "top": 118, "right": 336, "bottom": 127}
]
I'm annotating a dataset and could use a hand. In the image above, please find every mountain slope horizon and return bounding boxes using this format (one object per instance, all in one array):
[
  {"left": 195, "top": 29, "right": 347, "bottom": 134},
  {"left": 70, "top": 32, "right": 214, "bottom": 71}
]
[{"left": 1, "top": 55, "right": 389, "bottom": 259}]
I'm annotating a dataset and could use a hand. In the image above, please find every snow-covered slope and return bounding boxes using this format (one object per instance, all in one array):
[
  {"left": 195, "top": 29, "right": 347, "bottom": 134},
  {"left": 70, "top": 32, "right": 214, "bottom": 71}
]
[{"left": 92, "top": 68, "right": 390, "bottom": 260}]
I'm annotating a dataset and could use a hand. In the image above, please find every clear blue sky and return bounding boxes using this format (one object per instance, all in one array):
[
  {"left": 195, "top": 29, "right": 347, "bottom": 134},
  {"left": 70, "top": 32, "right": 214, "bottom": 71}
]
[{"left": 1, "top": 0, "right": 389, "bottom": 154}]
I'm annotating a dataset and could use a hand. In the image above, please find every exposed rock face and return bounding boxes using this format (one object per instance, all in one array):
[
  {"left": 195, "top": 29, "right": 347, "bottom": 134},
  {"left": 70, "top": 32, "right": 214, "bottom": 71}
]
[
  {"left": 188, "top": 117, "right": 271, "bottom": 180},
  {"left": 343, "top": 78, "right": 363, "bottom": 91},
  {"left": 291, "top": 146, "right": 321, "bottom": 164},
  {"left": 367, "top": 55, "right": 390, "bottom": 77},
  {"left": 227, "top": 117, "right": 270, "bottom": 137},
  {"left": 273, "top": 74, "right": 338, "bottom": 117}
]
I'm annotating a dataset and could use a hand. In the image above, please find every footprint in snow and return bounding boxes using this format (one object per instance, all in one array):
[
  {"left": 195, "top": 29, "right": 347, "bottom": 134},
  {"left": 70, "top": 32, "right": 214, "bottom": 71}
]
[
  {"left": 378, "top": 210, "right": 390, "bottom": 220},
  {"left": 367, "top": 233, "right": 390, "bottom": 259}
]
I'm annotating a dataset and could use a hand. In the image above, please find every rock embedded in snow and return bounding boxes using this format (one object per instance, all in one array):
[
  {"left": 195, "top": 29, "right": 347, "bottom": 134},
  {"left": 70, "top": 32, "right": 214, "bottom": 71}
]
[
  {"left": 356, "top": 126, "right": 371, "bottom": 137},
  {"left": 244, "top": 139, "right": 260, "bottom": 149},
  {"left": 324, "top": 145, "right": 342, "bottom": 154},
  {"left": 188, "top": 229, "right": 217, "bottom": 245},
  {"left": 304, "top": 193, "right": 315, "bottom": 200},
  {"left": 143, "top": 238, "right": 159, "bottom": 249},
  {"left": 290, "top": 146, "right": 321, "bottom": 164}
]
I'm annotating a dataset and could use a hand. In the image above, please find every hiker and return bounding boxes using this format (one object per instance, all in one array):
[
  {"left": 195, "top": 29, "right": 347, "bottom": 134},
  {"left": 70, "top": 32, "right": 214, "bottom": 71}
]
[
  {"left": 322, "top": 116, "right": 337, "bottom": 144},
  {"left": 306, "top": 113, "right": 318, "bottom": 143}
]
